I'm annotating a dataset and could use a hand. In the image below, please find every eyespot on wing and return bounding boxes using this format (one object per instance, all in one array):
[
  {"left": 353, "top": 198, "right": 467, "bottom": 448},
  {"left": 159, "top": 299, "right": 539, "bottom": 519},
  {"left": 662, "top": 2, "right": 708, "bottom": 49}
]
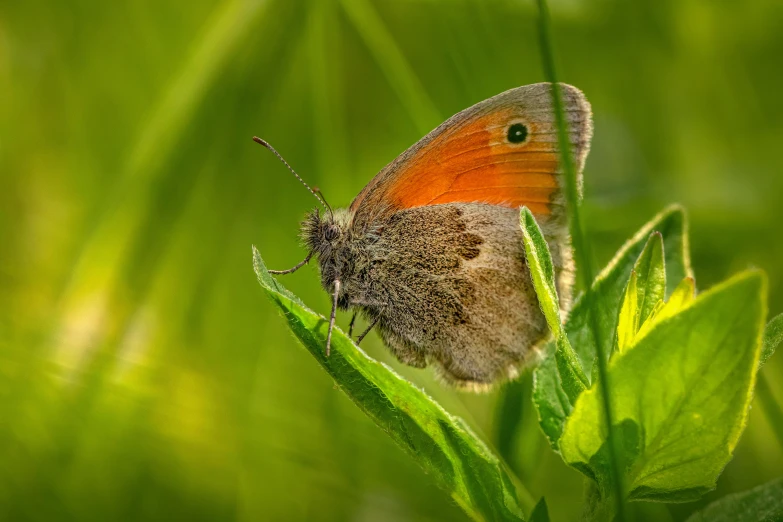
[{"left": 350, "top": 83, "right": 592, "bottom": 226}]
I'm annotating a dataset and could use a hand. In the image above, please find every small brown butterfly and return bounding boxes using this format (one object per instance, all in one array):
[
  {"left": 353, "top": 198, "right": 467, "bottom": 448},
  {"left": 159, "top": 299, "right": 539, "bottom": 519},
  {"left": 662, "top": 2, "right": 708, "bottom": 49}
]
[{"left": 257, "top": 83, "right": 592, "bottom": 390}]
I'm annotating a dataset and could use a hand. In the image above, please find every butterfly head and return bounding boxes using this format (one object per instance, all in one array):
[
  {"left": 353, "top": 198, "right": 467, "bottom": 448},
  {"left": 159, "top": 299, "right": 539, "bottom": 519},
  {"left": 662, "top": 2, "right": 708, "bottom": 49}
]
[
  {"left": 302, "top": 206, "right": 346, "bottom": 247},
  {"left": 301, "top": 207, "right": 356, "bottom": 290}
]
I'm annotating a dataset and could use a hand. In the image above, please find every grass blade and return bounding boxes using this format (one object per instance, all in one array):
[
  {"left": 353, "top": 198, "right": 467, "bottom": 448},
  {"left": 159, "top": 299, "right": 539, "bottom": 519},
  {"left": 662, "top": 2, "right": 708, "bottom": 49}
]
[
  {"left": 53, "top": 0, "right": 270, "bottom": 366},
  {"left": 534, "top": 0, "right": 625, "bottom": 516},
  {"left": 339, "top": 0, "right": 441, "bottom": 134}
]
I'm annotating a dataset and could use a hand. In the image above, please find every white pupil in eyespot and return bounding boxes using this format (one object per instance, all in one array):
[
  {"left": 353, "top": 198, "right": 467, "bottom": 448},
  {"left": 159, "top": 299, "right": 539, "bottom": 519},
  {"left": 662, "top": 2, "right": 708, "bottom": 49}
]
[{"left": 507, "top": 123, "right": 528, "bottom": 143}]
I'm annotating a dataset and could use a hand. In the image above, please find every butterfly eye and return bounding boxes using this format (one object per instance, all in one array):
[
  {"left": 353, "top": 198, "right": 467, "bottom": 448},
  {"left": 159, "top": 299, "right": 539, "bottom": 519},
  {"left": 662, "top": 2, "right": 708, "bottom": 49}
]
[
  {"left": 324, "top": 224, "right": 340, "bottom": 241},
  {"left": 507, "top": 123, "right": 528, "bottom": 144}
]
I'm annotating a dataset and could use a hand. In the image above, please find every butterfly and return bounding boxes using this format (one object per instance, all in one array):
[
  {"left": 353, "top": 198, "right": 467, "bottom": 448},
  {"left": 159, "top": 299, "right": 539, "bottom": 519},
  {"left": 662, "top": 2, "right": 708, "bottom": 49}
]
[{"left": 257, "top": 82, "right": 592, "bottom": 390}]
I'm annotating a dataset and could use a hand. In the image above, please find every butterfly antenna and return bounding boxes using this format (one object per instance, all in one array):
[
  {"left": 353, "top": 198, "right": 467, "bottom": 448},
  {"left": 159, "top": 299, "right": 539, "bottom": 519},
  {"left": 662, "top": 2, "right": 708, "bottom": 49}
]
[
  {"left": 252, "top": 137, "right": 330, "bottom": 214},
  {"left": 312, "top": 187, "right": 333, "bottom": 216}
]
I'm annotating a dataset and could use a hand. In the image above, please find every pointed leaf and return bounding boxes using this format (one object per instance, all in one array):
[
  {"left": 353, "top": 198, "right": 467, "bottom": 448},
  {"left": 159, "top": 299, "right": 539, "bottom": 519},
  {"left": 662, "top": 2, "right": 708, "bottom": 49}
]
[
  {"left": 559, "top": 271, "right": 767, "bottom": 501},
  {"left": 616, "top": 270, "right": 639, "bottom": 353},
  {"left": 529, "top": 498, "right": 550, "bottom": 522},
  {"left": 633, "top": 232, "right": 666, "bottom": 326},
  {"left": 252, "top": 247, "right": 525, "bottom": 522},
  {"left": 640, "top": 300, "right": 664, "bottom": 329},
  {"left": 519, "top": 207, "right": 564, "bottom": 335},
  {"left": 566, "top": 205, "right": 691, "bottom": 378},
  {"left": 520, "top": 207, "right": 587, "bottom": 402},
  {"left": 637, "top": 277, "right": 695, "bottom": 340}
]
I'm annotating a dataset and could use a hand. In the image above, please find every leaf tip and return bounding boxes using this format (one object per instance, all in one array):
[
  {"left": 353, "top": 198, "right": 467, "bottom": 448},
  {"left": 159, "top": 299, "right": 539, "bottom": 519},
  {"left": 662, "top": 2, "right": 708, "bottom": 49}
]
[
  {"left": 519, "top": 205, "right": 535, "bottom": 224},
  {"left": 529, "top": 497, "right": 550, "bottom": 522},
  {"left": 735, "top": 268, "right": 768, "bottom": 295},
  {"left": 252, "top": 245, "right": 263, "bottom": 275},
  {"left": 660, "top": 202, "right": 687, "bottom": 222}
]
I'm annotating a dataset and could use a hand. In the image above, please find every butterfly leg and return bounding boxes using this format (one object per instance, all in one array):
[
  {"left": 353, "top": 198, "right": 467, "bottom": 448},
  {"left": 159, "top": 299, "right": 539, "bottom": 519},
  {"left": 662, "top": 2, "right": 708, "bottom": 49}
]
[
  {"left": 268, "top": 251, "right": 313, "bottom": 275},
  {"left": 355, "top": 317, "right": 379, "bottom": 345},
  {"left": 325, "top": 279, "right": 340, "bottom": 357},
  {"left": 348, "top": 312, "right": 357, "bottom": 337}
]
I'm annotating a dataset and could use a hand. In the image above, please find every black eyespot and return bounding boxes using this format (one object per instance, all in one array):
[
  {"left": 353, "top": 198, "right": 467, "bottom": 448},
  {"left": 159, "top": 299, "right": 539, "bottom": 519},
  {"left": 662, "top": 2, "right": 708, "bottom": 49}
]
[
  {"left": 324, "top": 224, "right": 339, "bottom": 241},
  {"left": 507, "top": 123, "right": 528, "bottom": 144}
]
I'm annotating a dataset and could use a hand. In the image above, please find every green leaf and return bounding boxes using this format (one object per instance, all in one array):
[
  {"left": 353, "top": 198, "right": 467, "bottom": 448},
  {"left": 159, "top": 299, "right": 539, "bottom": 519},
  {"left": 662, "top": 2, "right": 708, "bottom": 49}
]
[
  {"left": 519, "top": 207, "right": 564, "bottom": 335},
  {"left": 553, "top": 338, "right": 588, "bottom": 404},
  {"left": 532, "top": 345, "right": 573, "bottom": 448},
  {"left": 533, "top": 206, "right": 691, "bottom": 448},
  {"left": 633, "top": 232, "right": 666, "bottom": 326},
  {"left": 528, "top": 498, "right": 550, "bottom": 522},
  {"left": 685, "top": 476, "right": 783, "bottom": 522},
  {"left": 252, "top": 247, "right": 526, "bottom": 522},
  {"left": 637, "top": 276, "right": 695, "bottom": 339},
  {"left": 760, "top": 313, "right": 783, "bottom": 367},
  {"left": 520, "top": 207, "right": 587, "bottom": 402},
  {"left": 566, "top": 206, "right": 691, "bottom": 375},
  {"left": 616, "top": 270, "right": 639, "bottom": 353},
  {"left": 616, "top": 233, "right": 668, "bottom": 353},
  {"left": 559, "top": 271, "right": 767, "bottom": 502}
]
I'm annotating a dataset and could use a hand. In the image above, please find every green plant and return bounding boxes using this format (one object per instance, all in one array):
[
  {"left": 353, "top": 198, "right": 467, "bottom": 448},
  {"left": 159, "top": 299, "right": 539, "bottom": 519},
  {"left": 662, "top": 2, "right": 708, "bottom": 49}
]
[
  {"left": 252, "top": 2, "right": 781, "bottom": 520},
  {"left": 255, "top": 202, "right": 777, "bottom": 521}
]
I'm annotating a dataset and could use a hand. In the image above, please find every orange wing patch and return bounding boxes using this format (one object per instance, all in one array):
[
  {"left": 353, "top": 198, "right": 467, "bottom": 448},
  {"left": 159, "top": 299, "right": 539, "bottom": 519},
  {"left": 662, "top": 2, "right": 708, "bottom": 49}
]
[
  {"left": 350, "top": 83, "right": 592, "bottom": 226},
  {"left": 384, "top": 110, "right": 560, "bottom": 215}
]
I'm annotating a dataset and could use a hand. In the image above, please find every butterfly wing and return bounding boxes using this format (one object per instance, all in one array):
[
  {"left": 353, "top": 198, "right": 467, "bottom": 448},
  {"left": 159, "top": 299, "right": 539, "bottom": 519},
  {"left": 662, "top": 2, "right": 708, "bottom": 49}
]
[
  {"left": 344, "top": 83, "right": 592, "bottom": 387},
  {"left": 356, "top": 203, "right": 555, "bottom": 388},
  {"left": 349, "top": 83, "right": 592, "bottom": 229}
]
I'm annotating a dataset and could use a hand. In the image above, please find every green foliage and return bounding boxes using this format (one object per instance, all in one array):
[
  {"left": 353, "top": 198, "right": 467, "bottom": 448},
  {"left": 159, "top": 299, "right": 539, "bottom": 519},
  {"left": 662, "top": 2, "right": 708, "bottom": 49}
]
[
  {"left": 685, "top": 476, "right": 783, "bottom": 522},
  {"left": 560, "top": 271, "right": 766, "bottom": 502},
  {"left": 566, "top": 206, "right": 691, "bottom": 375},
  {"left": 615, "top": 270, "right": 639, "bottom": 354},
  {"left": 257, "top": 197, "right": 769, "bottom": 522},
  {"left": 630, "top": 232, "right": 666, "bottom": 328},
  {"left": 253, "top": 247, "right": 525, "bottom": 522},
  {"left": 532, "top": 207, "right": 690, "bottom": 448},
  {"left": 761, "top": 313, "right": 783, "bottom": 367},
  {"left": 519, "top": 208, "right": 563, "bottom": 340},
  {"left": 636, "top": 276, "right": 696, "bottom": 340},
  {"left": 617, "top": 237, "right": 696, "bottom": 354},
  {"left": 522, "top": 205, "right": 767, "bottom": 517},
  {"left": 528, "top": 498, "right": 550, "bottom": 522},
  {"left": 4, "top": 0, "right": 781, "bottom": 520},
  {"left": 520, "top": 207, "right": 587, "bottom": 403},
  {"left": 615, "top": 232, "right": 666, "bottom": 354}
]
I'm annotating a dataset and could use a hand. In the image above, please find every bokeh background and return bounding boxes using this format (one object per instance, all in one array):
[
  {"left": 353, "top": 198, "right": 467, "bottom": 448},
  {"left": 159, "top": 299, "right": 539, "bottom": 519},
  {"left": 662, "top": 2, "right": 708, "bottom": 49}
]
[{"left": 1, "top": 0, "right": 782, "bottom": 520}]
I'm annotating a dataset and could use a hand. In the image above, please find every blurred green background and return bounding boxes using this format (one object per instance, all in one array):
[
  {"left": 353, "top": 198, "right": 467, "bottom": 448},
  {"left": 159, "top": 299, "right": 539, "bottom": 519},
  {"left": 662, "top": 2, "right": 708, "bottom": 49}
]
[{"left": 1, "top": 0, "right": 782, "bottom": 520}]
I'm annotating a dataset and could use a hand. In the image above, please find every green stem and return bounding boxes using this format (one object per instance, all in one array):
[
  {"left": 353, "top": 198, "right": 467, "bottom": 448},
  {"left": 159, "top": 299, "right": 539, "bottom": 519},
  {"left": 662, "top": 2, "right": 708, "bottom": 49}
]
[
  {"left": 534, "top": 1, "right": 626, "bottom": 519},
  {"left": 756, "top": 372, "right": 783, "bottom": 450}
]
